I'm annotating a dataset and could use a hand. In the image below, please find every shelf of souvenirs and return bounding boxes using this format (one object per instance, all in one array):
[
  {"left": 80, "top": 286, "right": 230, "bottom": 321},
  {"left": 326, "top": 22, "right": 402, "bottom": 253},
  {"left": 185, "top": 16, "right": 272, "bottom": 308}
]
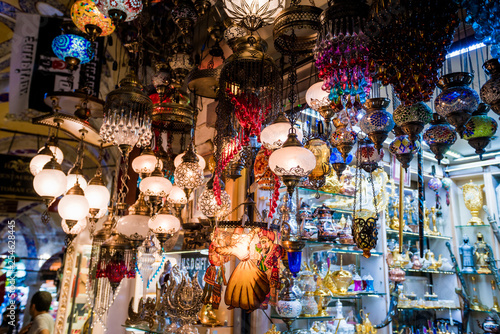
[
  {"left": 282, "top": 186, "right": 354, "bottom": 215},
  {"left": 123, "top": 323, "right": 232, "bottom": 333},
  {"left": 386, "top": 229, "right": 452, "bottom": 241},
  {"left": 161, "top": 248, "right": 209, "bottom": 256},
  {"left": 462, "top": 271, "right": 495, "bottom": 276},
  {"left": 325, "top": 291, "right": 387, "bottom": 301},
  {"left": 304, "top": 240, "right": 383, "bottom": 257},
  {"left": 402, "top": 268, "right": 455, "bottom": 275},
  {"left": 270, "top": 314, "right": 333, "bottom": 321},
  {"left": 455, "top": 224, "right": 490, "bottom": 229},
  {"left": 397, "top": 307, "right": 460, "bottom": 312}
]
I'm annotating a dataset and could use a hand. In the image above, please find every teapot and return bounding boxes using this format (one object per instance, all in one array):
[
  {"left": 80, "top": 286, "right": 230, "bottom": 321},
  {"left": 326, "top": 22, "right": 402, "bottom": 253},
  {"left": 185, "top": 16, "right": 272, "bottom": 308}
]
[{"left": 478, "top": 316, "right": 500, "bottom": 333}]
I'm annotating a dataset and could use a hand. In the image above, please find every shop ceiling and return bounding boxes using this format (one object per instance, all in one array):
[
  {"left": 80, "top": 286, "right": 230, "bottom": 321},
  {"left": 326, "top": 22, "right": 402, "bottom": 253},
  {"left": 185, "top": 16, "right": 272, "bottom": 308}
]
[{"left": 0, "top": 0, "right": 498, "bottom": 168}]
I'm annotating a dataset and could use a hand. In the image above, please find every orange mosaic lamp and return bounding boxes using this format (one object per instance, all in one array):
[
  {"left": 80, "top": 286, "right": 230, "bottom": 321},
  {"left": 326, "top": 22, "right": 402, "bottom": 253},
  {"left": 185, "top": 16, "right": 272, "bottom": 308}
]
[{"left": 71, "top": 0, "right": 115, "bottom": 41}]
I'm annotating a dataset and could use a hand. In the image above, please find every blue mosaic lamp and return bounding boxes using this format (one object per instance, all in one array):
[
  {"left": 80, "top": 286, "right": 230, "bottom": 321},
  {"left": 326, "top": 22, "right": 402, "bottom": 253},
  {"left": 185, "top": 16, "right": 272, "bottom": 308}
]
[
  {"left": 330, "top": 146, "right": 353, "bottom": 179},
  {"left": 52, "top": 34, "right": 94, "bottom": 71},
  {"left": 389, "top": 127, "right": 419, "bottom": 170}
]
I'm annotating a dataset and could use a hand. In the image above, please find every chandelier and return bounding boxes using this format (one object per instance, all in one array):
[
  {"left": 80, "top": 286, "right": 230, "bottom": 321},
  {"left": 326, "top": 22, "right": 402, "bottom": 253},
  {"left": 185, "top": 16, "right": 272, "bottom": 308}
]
[
  {"left": 100, "top": 71, "right": 153, "bottom": 156},
  {"left": 223, "top": 0, "right": 284, "bottom": 31}
]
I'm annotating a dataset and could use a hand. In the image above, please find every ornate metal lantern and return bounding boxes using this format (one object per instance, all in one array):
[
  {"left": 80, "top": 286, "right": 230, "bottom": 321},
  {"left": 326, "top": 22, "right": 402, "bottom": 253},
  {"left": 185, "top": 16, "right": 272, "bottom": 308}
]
[
  {"left": 423, "top": 113, "right": 457, "bottom": 163},
  {"left": 393, "top": 102, "right": 433, "bottom": 143},
  {"left": 463, "top": 103, "right": 498, "bottom": 159},
  {"left": 359, "top": 98, "right": 394, "bottom": 151}
]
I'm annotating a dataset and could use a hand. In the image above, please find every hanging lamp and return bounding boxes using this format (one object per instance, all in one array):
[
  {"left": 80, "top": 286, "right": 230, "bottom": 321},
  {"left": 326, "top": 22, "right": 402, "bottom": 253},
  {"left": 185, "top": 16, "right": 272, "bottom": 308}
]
[
  {"left": 100, "top": 71, "right": 153, "bottom": 156},
  {"left": 223, "top": 0, "right": 284, "bottom": 31},
  {"left": 58, "top": 181, "right": 90, "bottom": 230},
  {"left": 132, "top": 147, "right": 162, "bottom": 177},
  {"left": 174, "top": 143, "right": 205, "bottom": 199},
  {"left": 167, "top": 185, "right": 188, "bottom": 219},
  {"left": 330, "top": 117, "right": 357, "bottom": 162},
  {"left": 85, "top": 173, "right": 110, "bottom": 235},
  {"left": 269, "top": 129, "right": 316, "bottom": 196},
  {"left": 481, "top": 59, "right": 500, "bottom": 117},
  {"left": 423, "top": 113, "right": 457, "bottom": 163},
  {"left": 306, "top": 82, "right": 338, "bottom": 126},
  {"left": 199, "top": 175, "right": 231, "bottom": 222},
  {"left": 463, "top": 103, "right": 498, "bottom": 159},
  {"left": 30, "top": 140, "right": 64, "bottom": 176},
  {"left": 435, "top": 72, "right": 479, "bottom": 136},
  {"left": 139, "top": 163, "right": 173, "bottom": 205},
  {"left": 116, "top": 192, "right": 151, "bottom": 246},
  {"left": 171, "top": 0, "right": 198, "bottom": 35},
  {"left": 148, "top": 205, "right": 181, "bottom": 250},
  {"left": 261, "top": 112, "right": 303, "bottom": 151},
  {"left": 330, "top": 146, "right": 353, "bottom": 180},
  {"left": 393, "top": 102, "right": 433, "bottom": 143},
  {"left": 52, "top": 33, "right": 94, "bottom": 71},
  {"left": 33, "top": 157, "right": 67, "bottom": 207},
  {"left": 96, "top": 228, "right": 135, "bottom": 291},
  {"left": 359, "top": 98, "right": 394, "bottom": 151},
  {"left": 357, "top": 139, "right": 384, "bottom": 173},
  {"left": 94, "top": 0, "right": 143, "bottom": 25},
  {"left": 389, "top": 128, "right": 419, "bottom": 170},
  {"left": 71, "top": 0, "right": 115, "bottom": 41},
  {"left": 174, "top": 151, "right": 206, "bottom": 170}
]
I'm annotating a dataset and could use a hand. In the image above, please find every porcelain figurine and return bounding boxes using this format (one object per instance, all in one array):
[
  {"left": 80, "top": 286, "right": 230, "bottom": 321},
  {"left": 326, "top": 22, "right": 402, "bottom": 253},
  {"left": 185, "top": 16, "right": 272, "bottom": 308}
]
[
  {"left": 459, "top": 235, "right": 475, "bottom": 273},
  {"left": 439, "top": 258, "right": 454, "bottom": 272}
]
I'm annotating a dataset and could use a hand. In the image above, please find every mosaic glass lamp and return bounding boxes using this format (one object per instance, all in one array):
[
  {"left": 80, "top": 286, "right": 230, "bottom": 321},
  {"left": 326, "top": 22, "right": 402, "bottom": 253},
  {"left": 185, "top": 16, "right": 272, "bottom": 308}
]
[
  {"left": 71, "top": 0, "right": 115, "bottom": 41},
  {"left": 94, "top": 0, "right": 143, "bottom": 25},
  {"left": 52, "top": 34, "right": 94, "bottom": 71}
]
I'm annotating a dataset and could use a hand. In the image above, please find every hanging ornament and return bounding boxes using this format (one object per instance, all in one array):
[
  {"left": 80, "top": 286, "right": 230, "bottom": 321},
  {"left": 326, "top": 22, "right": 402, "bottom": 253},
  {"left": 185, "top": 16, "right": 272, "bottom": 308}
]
[
  {"left": 367, "top": 0, "right": 458, "bottom": 104},
  {"left": 136, "top": 235, "right": 158, "bottom": 299},
  {"left": 463, "top": 103, "right": 498, "bottom": 159},
  {"left": 441, "top": 176, "right": 452, "bottom": 207},
  {"left": 428, "top": 174, "right": 442, "bottom": 209},
  {"left": 434, "top": 72, "right": 479, "bottom": 136},
  {"left": 357, "top": 139, "right": 384, "bottom": 173},
  {"left": 481, "top": 59, "right": 500, "bottom": 117},
  {"left": 175, "top": 143, "right": 205, "bottom": 200},
  {"left": 423, "top": 113, "right": 457, "bottom": 164},
  {"left": 393, "top": 102, "right": 433, "bottom": 143},
  {"left": 389, "top": 128, "right": 419, "bottom": 170},
  {"left": 461, "top": 1, "right": 500, "bottom": 59},
  {"left": 314, "top": 0, "right": 372, "bottom": 117},
  {"left": 33, "top": 157, "right": 67, "bottom": 207},
  {"left": 359, "top": 98, "right": 394, "bottom": 151},
  {"left": 330, "top": 117, "right": 357, "bottom": 162},
  {"left": 199, "top": 176, "right": 232, "bottom": 221}
]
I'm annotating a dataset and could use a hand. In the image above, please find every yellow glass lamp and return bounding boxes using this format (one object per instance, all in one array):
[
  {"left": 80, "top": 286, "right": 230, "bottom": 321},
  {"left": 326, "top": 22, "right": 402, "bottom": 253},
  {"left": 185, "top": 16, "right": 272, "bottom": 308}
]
[{"left": 71, "top": 0, "right": 115, "bottom": 41}]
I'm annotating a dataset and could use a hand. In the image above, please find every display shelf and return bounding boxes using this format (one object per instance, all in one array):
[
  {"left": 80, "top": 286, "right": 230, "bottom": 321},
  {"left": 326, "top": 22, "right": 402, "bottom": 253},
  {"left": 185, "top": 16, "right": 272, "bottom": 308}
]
[
  {"left": 326, "top": 292, "right": 386, "bottom": 302},
  {"left": 462, "top": 272, "right": 494, "bottom": 276},
  {"left": 161, "top": 248, "right": 209, "bottom": 255},
  {"left": 386, "top": 229, "right": 451, "bottom": 240},
  {"left": 455, "top": 224, "right": 490, "bottom": 228},
  {"left": 296, "top": 186, "right": 354, "bottom": 199},
  {"left": 271, "top": 314, "right": 333, "bottom": 321},
  {"left": 123, "top": 325, "right": 163, "bottom": 333},
  {"left": 398, "top": 307, "right": 460, "bottom": 312},
  {"left": 403, "top": 268, "right": 455, "bottom": 275},
  {"left": 304, "top": 240, "right": 383, "bottom": 256}
]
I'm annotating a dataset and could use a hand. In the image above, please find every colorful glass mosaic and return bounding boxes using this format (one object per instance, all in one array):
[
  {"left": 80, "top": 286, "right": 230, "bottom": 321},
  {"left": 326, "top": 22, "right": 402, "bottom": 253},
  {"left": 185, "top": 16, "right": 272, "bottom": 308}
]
[
  {"left": 52, "top": 34, "right": 94, "bottom": 64},
  {"left": 71, "top": 0, "right": 115, "bottom": 37},
  {"left": 393, "top": 102, "right": 433, "bottom": 127},
  {"left": 94, "top": 0, "right": 143, "bottom": 22}
]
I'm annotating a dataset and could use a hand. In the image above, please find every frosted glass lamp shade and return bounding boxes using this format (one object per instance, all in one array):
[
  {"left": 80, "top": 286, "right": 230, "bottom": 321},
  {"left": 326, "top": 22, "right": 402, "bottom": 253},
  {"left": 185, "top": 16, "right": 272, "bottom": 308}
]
[
  {"left": 33, "top": 168, "right": 67, "bottom": 199},
  {"left": 30, "top": 145, "right": 64, "bottom": 176},
  {"left": 84, "top": 184, "right": 110, "bottom": 210},
  {"left": 117, "top": 215, "right": 150, "bottom": 239},
  {"left": 58, "top": 193, "right": 90, "bottom": 222},
  {"left": 132, "top": 150, "right": 161, "bottom": 174},
  {"left": 62, "top": 218, "right": 87, "bottom": 234},
  {"left": 139, "top": 172, "right": 172, "bottom": 197},
  {"left": 67, "top": 173, "right": 88, "bottom": 191},
  {"left": 269, "top": 139, "right": 316, "bottom": 177},
  {"left": 30, "top": 153, "right": 52, "bottom": 176},
  {"left": 306, "top": 82, "right": 330, "bottom": 111},
  {"left": 174, "top": 152, "right": 206, "bottom": 170},
  {"left": 261, "top": 114, "right": 303, "bottom": 150},
  {"left": 148, "top": 214, "right": 180, "bottom": 234},
  {"left": 167, "top": 185, "right": 188, "bottom": 204}
]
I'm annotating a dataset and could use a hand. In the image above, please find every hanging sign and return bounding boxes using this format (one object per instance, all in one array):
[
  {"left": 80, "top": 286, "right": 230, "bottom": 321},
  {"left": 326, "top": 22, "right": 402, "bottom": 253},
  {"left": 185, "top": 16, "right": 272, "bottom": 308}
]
[
  {"left": 9, "top": 13, "right": 104, "bottom": 118},
  {"left": 0, "top": 154, "right": 37, "bottom": 199},
  {"left": 180, "top": 253, "right": 209, "bottom": 286}
]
